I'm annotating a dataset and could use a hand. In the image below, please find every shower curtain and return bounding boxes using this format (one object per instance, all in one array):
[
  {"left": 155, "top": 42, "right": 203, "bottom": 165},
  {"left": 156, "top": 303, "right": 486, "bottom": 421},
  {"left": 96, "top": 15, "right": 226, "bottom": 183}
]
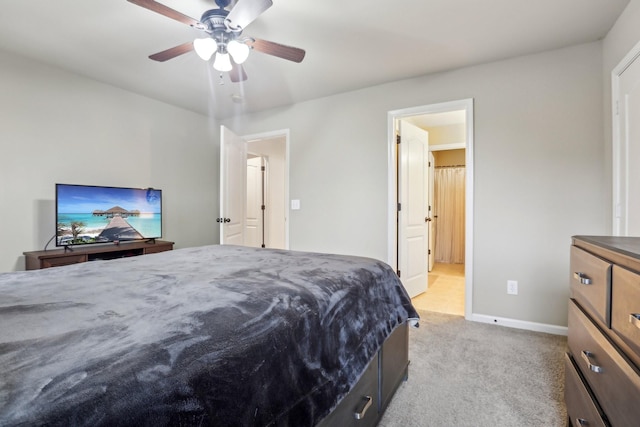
[{"left": 434, "top": 166, "right": 465, "bottom": 264}]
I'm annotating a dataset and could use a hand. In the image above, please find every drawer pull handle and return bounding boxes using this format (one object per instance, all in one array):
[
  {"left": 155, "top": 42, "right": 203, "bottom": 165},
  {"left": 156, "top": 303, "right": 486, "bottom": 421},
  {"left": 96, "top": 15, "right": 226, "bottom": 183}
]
[
  {"left": 573, "top": 272, "right": 592, "bottom": 285},
  {"left": 575, "top": 419, "right": 587, "bottom": 426},
  {"left": 630, "top": 314, "right": 640, "bottom": 330},
  {"left": 354, "top": 395, "right": 373, "bottom": 420},
  {"left": 581, "top": 350, "right": 603, "bottom": 373}
]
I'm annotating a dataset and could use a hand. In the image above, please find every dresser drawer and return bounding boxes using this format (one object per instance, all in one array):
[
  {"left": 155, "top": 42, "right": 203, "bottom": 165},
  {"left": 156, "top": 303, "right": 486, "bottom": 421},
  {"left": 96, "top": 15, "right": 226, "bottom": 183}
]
[
  {"left": 564, "top": 353, "right": 607, "bottom": 427},
  {"left": 144, "top": 245, "right": 172, "bottom": 255},
  {"left": 316, "top": 353, "right": 379, "bottom": 427},
  {"left": 568, "top": 300, "right": 640, "bottom": 426},
  {"left": 41, "top": 254, "right": 88, "bottom": 268},
  {"left": 570, "top": 246, "right": 611, "bottom": 328},
  {"left": 611, "top": 265, "right": 640, "bottom": 369}
]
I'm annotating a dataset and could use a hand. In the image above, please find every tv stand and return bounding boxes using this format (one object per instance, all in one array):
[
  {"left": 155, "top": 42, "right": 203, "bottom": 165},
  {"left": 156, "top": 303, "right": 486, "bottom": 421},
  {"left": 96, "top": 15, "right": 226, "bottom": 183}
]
[{"left": 24, "top": 240, "right": 174, "bottom": 270}]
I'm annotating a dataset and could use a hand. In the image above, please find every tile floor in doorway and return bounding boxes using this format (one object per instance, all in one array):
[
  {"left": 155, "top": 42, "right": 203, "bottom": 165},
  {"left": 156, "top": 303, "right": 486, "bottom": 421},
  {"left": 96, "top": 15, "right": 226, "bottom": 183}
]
[{"left": 411, "top": 262, "right": 465, "bottom": 316}]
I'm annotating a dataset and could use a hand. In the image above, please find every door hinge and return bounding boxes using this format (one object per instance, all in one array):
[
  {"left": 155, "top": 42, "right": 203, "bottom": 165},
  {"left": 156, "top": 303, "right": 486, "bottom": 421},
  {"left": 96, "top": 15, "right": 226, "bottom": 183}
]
[
  {"left": 396, "top": 134, "right": 401, "bottom": 144},
  {"left": 428, "top": 249, "right": 431, "bottom": 255},
  {"left": 261, "top": 205, "right": 266, "bottom": 210},
  {"left": 397, "top": 270, "right": 401, "bottom": 278},
  {"left": 397, "top": 202, "right": 401, "bottom": 212},
  {"left": 261, "top": 166, "right": 266, "bottom": 171}
]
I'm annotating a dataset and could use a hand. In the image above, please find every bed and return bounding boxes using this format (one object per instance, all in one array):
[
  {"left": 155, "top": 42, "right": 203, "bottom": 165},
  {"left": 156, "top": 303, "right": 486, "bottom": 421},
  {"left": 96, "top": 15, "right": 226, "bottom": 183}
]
[{"left": 0, "top": 244, "right": 418, "bottom": 426}]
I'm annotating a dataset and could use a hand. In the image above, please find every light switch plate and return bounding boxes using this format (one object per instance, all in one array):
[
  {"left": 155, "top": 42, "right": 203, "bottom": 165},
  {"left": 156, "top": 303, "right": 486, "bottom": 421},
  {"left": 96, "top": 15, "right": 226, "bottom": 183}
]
[{"left": 291, "top": 199, "right": 301, "bottom": 210}]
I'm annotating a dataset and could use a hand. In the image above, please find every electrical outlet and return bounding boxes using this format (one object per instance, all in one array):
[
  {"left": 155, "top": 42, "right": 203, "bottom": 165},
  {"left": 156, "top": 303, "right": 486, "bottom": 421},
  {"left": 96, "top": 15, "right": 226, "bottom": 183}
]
[{"left": 507, "top": 280, "right": 518, "bottom": 295}]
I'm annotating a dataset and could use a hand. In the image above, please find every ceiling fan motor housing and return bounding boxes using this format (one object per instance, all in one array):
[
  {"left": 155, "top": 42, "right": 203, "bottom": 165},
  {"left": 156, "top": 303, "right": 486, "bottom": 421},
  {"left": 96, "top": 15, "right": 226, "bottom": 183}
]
[{"left": 201, "top": 8, "right": 242, "bottom": 48}]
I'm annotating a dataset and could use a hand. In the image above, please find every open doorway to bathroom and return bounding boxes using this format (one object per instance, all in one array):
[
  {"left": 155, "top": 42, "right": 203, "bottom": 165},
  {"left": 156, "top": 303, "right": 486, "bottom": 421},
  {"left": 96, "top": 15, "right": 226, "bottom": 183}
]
[
  {"left": 412, "top": 147, "right": 466, "bottom": 316},
  {"left": 388, "top": 99, "right": 473, "bottom": 318}
]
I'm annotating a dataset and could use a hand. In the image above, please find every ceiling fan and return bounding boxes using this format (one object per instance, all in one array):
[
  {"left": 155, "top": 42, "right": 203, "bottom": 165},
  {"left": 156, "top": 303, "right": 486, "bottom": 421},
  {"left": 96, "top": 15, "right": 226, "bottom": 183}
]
[{"left": 127, "top": 0, "right": 306, "bottom": 82}]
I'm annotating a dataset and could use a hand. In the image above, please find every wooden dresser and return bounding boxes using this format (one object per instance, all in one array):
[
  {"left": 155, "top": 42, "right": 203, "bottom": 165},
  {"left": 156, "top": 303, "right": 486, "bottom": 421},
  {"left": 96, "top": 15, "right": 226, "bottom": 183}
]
[
  {"left": 24, "top": 240, "right": 174, "bottom": 270},
  {"left": 566, "top": 236, "right": 640, "bottom": 426}
]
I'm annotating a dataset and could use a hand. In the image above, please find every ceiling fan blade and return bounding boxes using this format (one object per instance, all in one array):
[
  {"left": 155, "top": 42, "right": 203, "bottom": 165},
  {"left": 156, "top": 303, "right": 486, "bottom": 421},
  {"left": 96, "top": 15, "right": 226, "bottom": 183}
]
[
  {"left": 149, "top": 42, "right": 194, "bottom": 62},
  {"left": 226, "top": 0, "right": 273, "bottom": 30},
  {"left": 229, "top": 62, "right": 248, "bottom": 82},
  {"left": 127, "top": 0, "right": 205, "bottom": 30},
  {"left": 248, "top": 38, "right": 305, "bottom": 63}
]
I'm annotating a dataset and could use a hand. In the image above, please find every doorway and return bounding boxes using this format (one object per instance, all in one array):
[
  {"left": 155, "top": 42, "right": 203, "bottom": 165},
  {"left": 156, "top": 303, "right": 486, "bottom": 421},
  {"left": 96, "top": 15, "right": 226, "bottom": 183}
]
[
  {"left": 412, "top": 148, "right": 466, "bottom": 316},
  {"left": 245, "top": 155, "right": 266, "bottom": 248},
  {"left": 219, "top": 126, "right": 289, "bottom": 249},
  {"left": 612, "top": 39, "right": 640, "bottom": 235},
  {"left": 246, "top": 134, "right": 288, "bottom": 249},
  {"left": 387, "top": 99, "right": 474, "bottom": 319}
]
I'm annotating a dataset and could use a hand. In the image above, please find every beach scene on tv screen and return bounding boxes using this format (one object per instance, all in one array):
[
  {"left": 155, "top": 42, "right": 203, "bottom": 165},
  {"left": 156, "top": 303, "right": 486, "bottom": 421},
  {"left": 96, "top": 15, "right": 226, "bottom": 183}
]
[{"left": 56, "top": 185, "right": 162, "bottom": 246}]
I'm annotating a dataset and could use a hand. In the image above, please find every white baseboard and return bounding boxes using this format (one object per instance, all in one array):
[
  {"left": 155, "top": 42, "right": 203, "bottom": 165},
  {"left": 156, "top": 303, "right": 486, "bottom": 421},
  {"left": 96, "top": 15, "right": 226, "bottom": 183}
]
[{"left": 469, "top": 313, "right": 568, "bottom": 336}]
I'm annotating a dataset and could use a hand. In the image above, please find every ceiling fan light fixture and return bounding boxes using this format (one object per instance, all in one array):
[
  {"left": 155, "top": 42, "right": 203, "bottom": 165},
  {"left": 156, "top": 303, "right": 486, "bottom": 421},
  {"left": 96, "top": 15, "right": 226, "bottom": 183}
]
[
  {"left": 194, "top": 38, "right": 217, "bottom": 61},
  {"left": 130, "top": 0, "right": 305, "bottom": 80},
  {"left": 227, "top": 40, "right": 250, "bottom": 64},
  {"left": 213, "top": 52, "right": 233, "bottom": 72}
]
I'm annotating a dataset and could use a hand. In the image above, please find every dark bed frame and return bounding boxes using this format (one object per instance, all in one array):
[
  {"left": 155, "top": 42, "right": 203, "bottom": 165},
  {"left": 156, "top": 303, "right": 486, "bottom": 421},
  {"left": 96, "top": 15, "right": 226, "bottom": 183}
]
[{"left": 317, "top": 323, "right": 409, "bottom": 427}]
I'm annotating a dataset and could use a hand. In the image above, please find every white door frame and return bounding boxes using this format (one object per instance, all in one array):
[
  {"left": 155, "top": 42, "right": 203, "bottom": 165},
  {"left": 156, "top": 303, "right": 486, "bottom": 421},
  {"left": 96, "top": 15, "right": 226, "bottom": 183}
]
[
  {"left": 387, "top": 98, "right": 474, "bottom": 320},
  {"left": 612, "top": 39, "right": 640, "bottom": 235},
  {"left": 428, "top": 151, "right": 435, "bottom": 272},
  {"left": 241, "top": 129, "right": 291, "bottom": 249}
]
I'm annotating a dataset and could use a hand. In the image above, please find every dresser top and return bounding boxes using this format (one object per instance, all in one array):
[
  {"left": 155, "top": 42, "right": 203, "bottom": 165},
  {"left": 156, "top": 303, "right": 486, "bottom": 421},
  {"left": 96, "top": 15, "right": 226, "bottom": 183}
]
[{"left": 574, "top": 235, "right": 640, "bottom": 261}]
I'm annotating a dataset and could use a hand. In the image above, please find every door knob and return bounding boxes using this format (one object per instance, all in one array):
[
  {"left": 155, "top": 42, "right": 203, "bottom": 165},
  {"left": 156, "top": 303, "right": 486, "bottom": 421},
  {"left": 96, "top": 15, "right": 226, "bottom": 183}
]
[{"left": 425, "top": 217, "right": 432, "bottom": 222}]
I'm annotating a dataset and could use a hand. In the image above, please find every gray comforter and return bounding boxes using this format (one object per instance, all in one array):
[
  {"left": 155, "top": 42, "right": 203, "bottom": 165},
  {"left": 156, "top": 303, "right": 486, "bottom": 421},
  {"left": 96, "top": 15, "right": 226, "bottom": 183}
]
[{"left": 0, "top": 245, "right": 418, "bottom": 426}]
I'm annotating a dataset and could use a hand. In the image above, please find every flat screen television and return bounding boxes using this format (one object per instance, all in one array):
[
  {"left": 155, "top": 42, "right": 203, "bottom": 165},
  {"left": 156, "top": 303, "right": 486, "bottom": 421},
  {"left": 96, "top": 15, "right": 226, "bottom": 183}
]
[{"left": 56, "top": 184, "right": 162, "bottom": 247}]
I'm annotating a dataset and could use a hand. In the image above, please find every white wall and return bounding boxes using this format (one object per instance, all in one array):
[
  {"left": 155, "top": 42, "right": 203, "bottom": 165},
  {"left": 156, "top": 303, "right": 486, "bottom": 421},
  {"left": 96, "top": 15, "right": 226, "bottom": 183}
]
[
  {"left": 222, "top": 42, "right": 606, "bottom": 327},
  {"left": 603, "top": 0, "right": 640, "bottom": 90},
  {"left": 0, "top": 34, "right": 619, "bottom": 327},
  {"left": 0, "top": 50, "right": 219, "bottom": 272},
  {"left": 426, "top": 124, "right": 466, "bottom": 146}
]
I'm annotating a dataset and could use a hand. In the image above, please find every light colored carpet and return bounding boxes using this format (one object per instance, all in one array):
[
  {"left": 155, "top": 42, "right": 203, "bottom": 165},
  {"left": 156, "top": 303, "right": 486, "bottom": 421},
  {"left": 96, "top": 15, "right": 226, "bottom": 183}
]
[{"left": 379, "top": 310, "right": 567, "bottom": 426}]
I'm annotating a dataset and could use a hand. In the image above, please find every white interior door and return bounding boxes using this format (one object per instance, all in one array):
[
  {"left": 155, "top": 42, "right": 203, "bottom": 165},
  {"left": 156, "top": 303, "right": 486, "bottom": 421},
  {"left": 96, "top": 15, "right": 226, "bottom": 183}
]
[
  {"left": 246, "top": 156, "right": 264, "bottom": 247},
  {"left": 615, "top": 51, "right": 640, "bottom": 235},
  {"left": 428, "top": 151, "right": 435, "bottom": 271},
  {"left": 398, "top": 120, "right": 429, "bottom": 297},
  {"left": 220, "top": 126, "right": 246, "bottom": 245}
]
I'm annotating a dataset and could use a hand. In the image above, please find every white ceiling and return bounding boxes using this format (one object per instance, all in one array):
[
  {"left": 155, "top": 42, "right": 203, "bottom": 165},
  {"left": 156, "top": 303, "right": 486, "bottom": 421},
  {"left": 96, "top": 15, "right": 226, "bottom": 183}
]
[
  {"left": 0, "top": 0, "right": 629, "bottom": 119},
  {"left": 406, "top": 110, "right": 467, "bottom": 129}
]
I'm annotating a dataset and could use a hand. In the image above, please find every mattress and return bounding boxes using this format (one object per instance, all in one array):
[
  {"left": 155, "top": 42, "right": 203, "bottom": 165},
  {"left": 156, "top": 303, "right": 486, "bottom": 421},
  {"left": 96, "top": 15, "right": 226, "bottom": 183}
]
[{"left": 0, "top": 244, "right": 418, "bottom": 426}]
